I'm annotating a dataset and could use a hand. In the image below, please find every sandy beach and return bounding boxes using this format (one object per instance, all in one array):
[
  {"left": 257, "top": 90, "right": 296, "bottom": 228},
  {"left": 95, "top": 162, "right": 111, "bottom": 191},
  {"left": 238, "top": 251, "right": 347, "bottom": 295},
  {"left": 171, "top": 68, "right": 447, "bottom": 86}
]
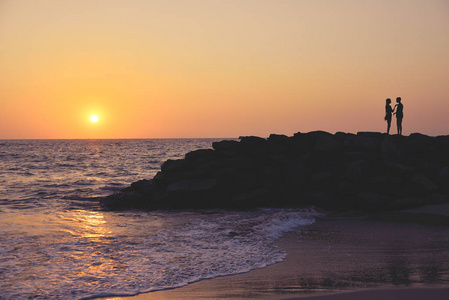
[
  {"left": 286, "top": 287, "right": 449, "bottom": 299},
  {"left": 98, "top": 204, "right": 449, "bottom": 300}
]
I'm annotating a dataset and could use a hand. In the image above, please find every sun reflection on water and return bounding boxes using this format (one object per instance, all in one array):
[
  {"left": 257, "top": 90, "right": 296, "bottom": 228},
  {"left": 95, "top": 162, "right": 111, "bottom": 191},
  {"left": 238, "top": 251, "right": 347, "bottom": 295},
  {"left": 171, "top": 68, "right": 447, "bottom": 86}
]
[
  {"left": 70, "top": 209, "right": 112, "bottom": 239},
  {"left": 56, "top": 210, "right": 133, "bottom": 290}
]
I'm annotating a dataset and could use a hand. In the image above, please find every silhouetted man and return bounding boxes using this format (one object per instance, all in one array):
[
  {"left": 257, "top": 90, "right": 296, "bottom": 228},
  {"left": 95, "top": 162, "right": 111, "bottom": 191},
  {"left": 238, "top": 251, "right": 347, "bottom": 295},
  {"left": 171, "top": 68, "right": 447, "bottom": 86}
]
[{"left": 393, "top": 97, "right": 404, "bottom": 135}]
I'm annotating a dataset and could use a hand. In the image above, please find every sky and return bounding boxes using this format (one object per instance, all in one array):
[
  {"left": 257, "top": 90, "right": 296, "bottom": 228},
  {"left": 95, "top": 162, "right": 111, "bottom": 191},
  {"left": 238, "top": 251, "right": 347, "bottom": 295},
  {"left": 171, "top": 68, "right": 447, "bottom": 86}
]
[{"left": 1, "top": 0, "right": 448, "bottom": 139}]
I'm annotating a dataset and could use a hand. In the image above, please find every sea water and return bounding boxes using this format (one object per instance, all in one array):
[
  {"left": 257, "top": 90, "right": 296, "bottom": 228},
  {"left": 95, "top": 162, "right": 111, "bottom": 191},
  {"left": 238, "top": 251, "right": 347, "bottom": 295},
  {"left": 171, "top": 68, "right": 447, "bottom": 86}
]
[{"left": 0, "top": 139, "right": 318, "bottom": 299}]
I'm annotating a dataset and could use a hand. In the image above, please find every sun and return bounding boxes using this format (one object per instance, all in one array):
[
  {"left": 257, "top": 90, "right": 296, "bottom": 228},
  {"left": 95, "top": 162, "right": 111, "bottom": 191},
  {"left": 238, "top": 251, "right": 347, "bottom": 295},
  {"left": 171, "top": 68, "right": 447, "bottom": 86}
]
[{"left": 90, "top": 115, "right": 99, "bottom": 123}]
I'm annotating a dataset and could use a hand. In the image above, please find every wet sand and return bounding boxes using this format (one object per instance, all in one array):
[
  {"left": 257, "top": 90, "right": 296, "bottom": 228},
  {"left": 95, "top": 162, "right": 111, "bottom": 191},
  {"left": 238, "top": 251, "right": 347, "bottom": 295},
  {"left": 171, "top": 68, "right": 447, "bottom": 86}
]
[
  {"left": 286, "top": 287, "right": 449, "bottom": 299},
  {"left": 101, "top": 205, "right": 449, "bottom": 299}
]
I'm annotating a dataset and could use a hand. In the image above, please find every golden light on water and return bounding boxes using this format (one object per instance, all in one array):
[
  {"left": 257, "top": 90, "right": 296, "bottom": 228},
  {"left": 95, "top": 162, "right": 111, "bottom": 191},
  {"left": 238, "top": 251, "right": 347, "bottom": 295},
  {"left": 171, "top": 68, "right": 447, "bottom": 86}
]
[{"left": 72, "top": 210, "right": 110, "bottom": 239}]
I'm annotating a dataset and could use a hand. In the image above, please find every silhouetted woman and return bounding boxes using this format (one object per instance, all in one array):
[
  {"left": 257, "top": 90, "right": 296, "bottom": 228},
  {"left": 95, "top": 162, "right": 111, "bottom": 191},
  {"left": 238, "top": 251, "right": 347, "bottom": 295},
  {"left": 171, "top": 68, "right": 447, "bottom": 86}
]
[
  {"left": 394, "top": 97, "right": 404, "bottom": 135},
  {"left": 385, "top": 98, "right": 393, "bottom": 134}
]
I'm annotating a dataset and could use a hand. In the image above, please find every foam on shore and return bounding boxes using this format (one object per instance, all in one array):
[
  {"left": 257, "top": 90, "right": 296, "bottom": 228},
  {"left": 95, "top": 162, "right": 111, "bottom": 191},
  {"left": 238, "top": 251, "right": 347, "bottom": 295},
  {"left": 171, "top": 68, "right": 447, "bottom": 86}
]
[{"left": 106, "top": 207, "right": 449, "bottom": 299}]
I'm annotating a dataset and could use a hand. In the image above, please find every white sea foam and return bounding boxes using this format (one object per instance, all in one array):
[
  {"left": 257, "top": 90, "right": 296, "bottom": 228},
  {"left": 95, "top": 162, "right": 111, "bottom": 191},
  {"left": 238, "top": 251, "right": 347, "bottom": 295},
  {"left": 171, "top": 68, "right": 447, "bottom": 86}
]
[
  {"left": 1, "top": 208, "right": 318, "bottom": 300},
  {"left": 0, "top": 139, "right": 319, "bottom": 300}
]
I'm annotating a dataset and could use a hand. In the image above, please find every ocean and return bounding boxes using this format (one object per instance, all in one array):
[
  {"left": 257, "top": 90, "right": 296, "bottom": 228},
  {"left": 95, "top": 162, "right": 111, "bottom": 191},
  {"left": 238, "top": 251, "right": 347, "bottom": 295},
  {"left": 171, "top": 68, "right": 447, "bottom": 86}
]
[{"left": 0, "top": 139, "right": 318, "bottom": 299}]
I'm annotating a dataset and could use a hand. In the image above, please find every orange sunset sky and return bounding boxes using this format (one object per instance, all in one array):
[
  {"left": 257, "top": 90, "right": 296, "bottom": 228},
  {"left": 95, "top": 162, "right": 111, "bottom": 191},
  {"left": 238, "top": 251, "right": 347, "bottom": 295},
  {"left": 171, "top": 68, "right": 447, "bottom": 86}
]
[{"left": 1, "top": 0, "right": 448, "bottom": 139}]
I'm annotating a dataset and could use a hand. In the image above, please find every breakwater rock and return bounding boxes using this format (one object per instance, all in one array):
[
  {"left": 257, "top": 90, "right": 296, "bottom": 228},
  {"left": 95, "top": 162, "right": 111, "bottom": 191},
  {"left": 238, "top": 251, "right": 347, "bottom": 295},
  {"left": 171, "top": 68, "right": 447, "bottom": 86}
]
[{"left": 101, "top": 131, "right": 449, "bottom": 212}]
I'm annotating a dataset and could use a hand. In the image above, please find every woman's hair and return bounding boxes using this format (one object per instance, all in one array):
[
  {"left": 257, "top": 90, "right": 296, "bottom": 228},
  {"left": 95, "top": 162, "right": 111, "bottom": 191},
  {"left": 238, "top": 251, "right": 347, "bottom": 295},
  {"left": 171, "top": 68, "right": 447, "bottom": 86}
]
[{"left": 386, "top": 98, "right": 391, "bottom": 104}]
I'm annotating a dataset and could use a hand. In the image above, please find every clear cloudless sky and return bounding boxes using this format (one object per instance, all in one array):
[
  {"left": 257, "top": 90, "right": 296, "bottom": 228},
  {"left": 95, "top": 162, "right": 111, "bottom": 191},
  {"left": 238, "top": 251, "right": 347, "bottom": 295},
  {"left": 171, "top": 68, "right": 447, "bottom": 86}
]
[{"left": 1, "top": 0, "right": 448, "bottom": 139}]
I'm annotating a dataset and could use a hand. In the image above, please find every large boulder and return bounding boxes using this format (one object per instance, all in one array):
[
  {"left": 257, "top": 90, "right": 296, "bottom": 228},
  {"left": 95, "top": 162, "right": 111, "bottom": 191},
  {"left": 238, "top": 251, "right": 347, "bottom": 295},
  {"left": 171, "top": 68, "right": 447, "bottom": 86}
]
[
  {"left": 387, "top": 197, "right": 427, "bottom": 210},
  {"left": 356, "top": 192, "right": 392, "bottom": 211},
  {"left": 302, "top": 189, "right": 335, "bottom": 208},
  {"left": 161, "top": 159, "right": 189, "bottom": 172},
  {"left": 364, "top": 175, "right": 403, "bottom": 195},
  {"left": 315, "top": 135, "right": 343, "bottom": 152},
  {"left": 344, "top": 135, "right": 380, "bottom": 152},
  {"left": 343, "top": 160, "right": 371, "bottom": 182},
  {"left": 167, "top": 178, "right": 218, "bottom": 195},
  {"left": 230, "top": 187, "right": 274, "bottom": 208},
  {"left": 185, "top": 149, "right": 216, "bottom": 160},
  {"left": 239, "top": 136, "right": 269, "bottom": 155},
  {"left": 101, "top": 131, "right": 449, "bottom": 212},
  {"left": 267, "top": 134, "right": 291, "bottom": 144},
  {"left": 212, "top": 140, "right": 240, "bottom": 155},
  {"left": 409, "top": 173, "right": 439, "bottom": 194}
]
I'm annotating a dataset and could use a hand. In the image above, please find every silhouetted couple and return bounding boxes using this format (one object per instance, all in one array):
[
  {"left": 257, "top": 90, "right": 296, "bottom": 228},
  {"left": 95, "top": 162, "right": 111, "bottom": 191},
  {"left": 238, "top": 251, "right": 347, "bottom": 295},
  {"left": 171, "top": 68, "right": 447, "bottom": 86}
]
[{"left": 385, "top": 97, "right": 403, "bottom": 135}]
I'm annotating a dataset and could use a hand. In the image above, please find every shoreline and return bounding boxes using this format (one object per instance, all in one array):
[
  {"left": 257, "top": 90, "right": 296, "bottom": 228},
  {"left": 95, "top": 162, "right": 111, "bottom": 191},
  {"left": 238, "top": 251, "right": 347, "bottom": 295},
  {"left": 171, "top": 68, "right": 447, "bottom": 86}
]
[
  {"left": 284, "top": 287, "right": 449, "bottom": 299},
  {"left": 99, "top": 204, "right": 449, "bottom": 300}
]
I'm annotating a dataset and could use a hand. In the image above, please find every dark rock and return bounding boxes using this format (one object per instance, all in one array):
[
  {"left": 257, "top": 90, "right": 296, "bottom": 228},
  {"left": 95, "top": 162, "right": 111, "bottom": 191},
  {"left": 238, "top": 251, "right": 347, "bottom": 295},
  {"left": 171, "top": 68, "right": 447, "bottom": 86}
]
[
  {"left": 407, "top": 133, "right": 435, "bottom": 156},
  {"left": 381, "top": 136, "right": 400, "bottom": 160},
  {"left": 281, "top": 161, "right": 307, "bottom": 195},
  {"left": 291, "top": 133, "right": 314, "bottom": 154},
  {"left": 366, "top": 175, "right": 402, "bottom": 185},
  {"left": 385, "top": 162, "right": 416, "bottom": 180},
  {"left": 413, "top": 159, "right": 443, "bottom": 172},
  {"left": 239, "top": 136, "right": 269, "bottom": 155},
  {"left": 439, "top": 166, "right": 449, "bottom": 178},
  {"left": 337, "top": 180, "right": 362, "bottom": 196},
  {"left": 344, "top": 135, "right": 380, "bottom": 152},
  {"left": 267, "top": 134, "right": 291, "bottom": 144},
  {"left": 437, "top": 166, "right": 449, "bottom": 192},
  {"left": 306, "top": 130, "right": 333, "bottom": 138},
  {"left": 239, "top": 136, "right": 267, "bottom": 145},
  {"left": 409, "top": 132, "right": 434, "bottom": 143},
  {"left": 161, "top": 159, "right": 189, "bottom": 172},
  {"left": 167, "top": 179, "right": 218, "bottom": 195},
  {"left": 426, "top": 194, "right": 449, "bottom": 205},
  {"left": 315, "top": 135, "right": 343, "bottom": 152},
  {"left": 357, "top": 131, "right": 385, "bottom": 139},
  {"left": 437, "top": 135, "right": 449, "bottom": 149},
  {"left": 231, "top": 188, "right": 272, "bottom": 208},
  {"left": 194, "top": 159, "right": 223, "bottom": 176},
  {"left": 387, "top": 197, "right": 426, "bottom": 210},
  {"left": 100, "top": 190, "right": 150, "bottom": 211},
  {"left": 356, "top": 192, "right": 392, "bottom": 210},
  {"left": 343, "top": 160, "right": 371, "bottom": 182},
  {"left": 302, "top": 189, "right": 334, "bottom": 208},
  {"left": 410, "top": 173, "right": 438, "bottom": 192},
  {"left": 344, "top": 151, "right": 379, "bottom": 162},
  {"left": 213, "top": 167, "right": 238, "bottom": 180},
  {"left": 364, "top": 175, "right": 403, "bottom": 196},
  {"left": 102, "top": 132, "right": 449, "bottom": 212},
  {"left": 212, "top": 140, "right": 240, "bottom": 154},
  {"left": 185, "top": 149, "right": 215, "bottom": 160},
  {"left": 429, "top": 147, "right": 449, "bottom": 165},
  {"left": 308, "top": 171, "right": 334, "bottom": 191},
  {"left": 304, "top": 131, "right": 333, "bottom": 148},
  {"left": 153, "top": 171, "right": 194, "bottom": 187},
  {"left": 130, "top": 179, "right": 154, "bottom": 194},
  {"left": 334, "top": 132, "right": 353, "bottom": 141}
]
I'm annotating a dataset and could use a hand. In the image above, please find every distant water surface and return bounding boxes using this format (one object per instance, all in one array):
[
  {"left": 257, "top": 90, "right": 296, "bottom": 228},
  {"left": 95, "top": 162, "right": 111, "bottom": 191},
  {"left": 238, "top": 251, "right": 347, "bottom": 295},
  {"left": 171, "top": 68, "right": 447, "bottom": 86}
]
[{"left": 0, "top": 139, "right": 318, "bottom": 299}]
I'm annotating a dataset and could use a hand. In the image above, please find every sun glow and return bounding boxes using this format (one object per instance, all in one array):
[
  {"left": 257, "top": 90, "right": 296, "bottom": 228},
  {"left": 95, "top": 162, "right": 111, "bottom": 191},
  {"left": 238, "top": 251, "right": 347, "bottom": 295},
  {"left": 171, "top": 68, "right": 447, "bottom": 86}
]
[{"left": 90, "top": 115, "right": 98, "bottom": 123}]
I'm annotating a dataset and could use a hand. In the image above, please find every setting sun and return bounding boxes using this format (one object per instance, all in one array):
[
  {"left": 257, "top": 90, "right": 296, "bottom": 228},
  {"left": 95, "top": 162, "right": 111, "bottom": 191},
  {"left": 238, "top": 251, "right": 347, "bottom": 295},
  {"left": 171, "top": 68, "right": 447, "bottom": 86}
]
[{"left": 0, "top": 0, "right": 448, "bottom": 140}]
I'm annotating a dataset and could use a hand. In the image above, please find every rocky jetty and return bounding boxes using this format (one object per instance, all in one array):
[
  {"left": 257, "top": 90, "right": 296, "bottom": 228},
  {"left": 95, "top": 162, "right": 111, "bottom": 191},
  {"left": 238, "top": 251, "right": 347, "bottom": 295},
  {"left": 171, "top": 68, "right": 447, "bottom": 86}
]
[{"left": 101, "top": 131, "right": 449, "bottom": 212}]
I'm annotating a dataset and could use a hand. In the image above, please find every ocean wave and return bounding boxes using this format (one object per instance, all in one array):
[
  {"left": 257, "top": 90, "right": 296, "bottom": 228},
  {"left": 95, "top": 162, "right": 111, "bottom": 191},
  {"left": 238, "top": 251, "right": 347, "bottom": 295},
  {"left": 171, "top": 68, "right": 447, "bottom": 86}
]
[
  {"left": 1, "top": 138, "right": 260, "bottom": 299},
  {"left": 0, "top": 208, "right": 318, "bottom": 300}
]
